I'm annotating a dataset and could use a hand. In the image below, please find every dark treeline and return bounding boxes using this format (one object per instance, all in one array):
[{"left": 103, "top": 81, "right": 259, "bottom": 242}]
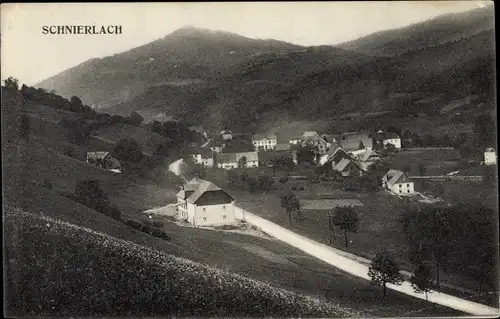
[{"left": 400, "top": 203, "right": 498, "bottom": 297}]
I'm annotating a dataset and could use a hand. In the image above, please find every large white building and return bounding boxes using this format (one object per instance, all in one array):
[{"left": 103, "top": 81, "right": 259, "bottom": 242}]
[
  {"left": 176, "top": 178, "right": 236, "bottom": 227},
  {"left": 252, "top": 134, "right": 278, "bottom": 151},
  {"left": 484, "top": 148, "right": 497, "bottom": 165},
  {"left": 382, "top": 169, "right": 415, "bottom": 195}
]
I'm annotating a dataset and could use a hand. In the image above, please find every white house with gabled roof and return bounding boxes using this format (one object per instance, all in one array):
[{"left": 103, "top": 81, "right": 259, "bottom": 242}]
[
  {"left": 176, "top": 178, "right": 236, "bottom": 227},
  {"left": 382, "top": 169, "right": 415, "bottom": 195}
]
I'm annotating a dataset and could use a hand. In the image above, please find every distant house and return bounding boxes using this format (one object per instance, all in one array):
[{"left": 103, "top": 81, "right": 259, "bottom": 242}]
[
  {"left": 332, "top": 158, "right": 363, "bottom": 177},
  {"left": 202, "top": 136, "right": 225, "bottom": 153},
  {"left": 303, "top": 131, "right": 319, "bottom": 138},
  {"left": 188, "top": 125, "right": 208, "bottom": 139},
  {"left": 252, "top": 133, "right": 278, "bottom": 151},
  {"left": 339, "top": 132, "right": 373, "bottom": 154},
  {"left": 154, "top": 113, "right": 178, "bottom": 123},
  {"left": 168, "top": 158, "right": 184, "bottom": 176},
  {"left": 484, "top": 148, "right": 497, "bottom": 165},
  {"left": 373, "top": 131, "right": 402, "bottom": 149},
  {"left": 354, "top": 149, "right": 383, "bottom": 171},
  {"left": 217, "top": 151, "right": 259, "bottom": 169},
  {"left": 319, "top": 145, "right": 351, "bottom": 166},
  {"left": 176, "top": 178, "right": 236, "bottom": 227},
  {"left": 86, "top": 152, "right": 122, "bottom": 173},
  {"left": 302, "top": 135, "right": 330, "bottom": 155},
  {"left": 220, "top": 130, "right": 233, "bottom": 141},
  {"left": 191, "top": 148, "right": 215, "bottom": 168},
  {"left": 289, "top": 136, "right": 303, "bottom": 145},
  {"left": 382, "top": 169, "right": 415, "bottom": 195}
]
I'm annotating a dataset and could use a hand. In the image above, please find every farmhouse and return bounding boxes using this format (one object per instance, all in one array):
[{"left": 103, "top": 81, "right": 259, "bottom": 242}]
[
  {"left": 303, "top": 131, "right": 319, "bottom": 138},
  {"left": 333, "top": 158, "right": 364, "bottom": 177},
  {"left": 86, "top": 152, "right": 122, "bottom": 173},
  {"left": 339, "top": 132, "right": 373, "bottom": 154},
  {"left": 191, "top": 148, "right": 214, "bottom": 168},
  {"left": 202, "top": 136, "right": 225, "bottom": 153},
  {"left": 302, "top": 135, "right": 330, "bottom": 154},
  {"left": 373, "top": 131, "right": 402, "bottom": 149},
  {"left": 382, "top": 169, "right": 415, "bottom": 195},
  {"left": 354, "top": 149, "right": 383, "bottom": 171},
  {"left": 176, "top": 178, "right": 236, "bottom": 227},
  {"left": 289, "top": 136, "right": 303, "bottom": 145},
  {"left": 252, "top": 133, "right": 278, "bottom": 151},
  {"left": 319, "top": 145, "right": 351, "bottom": 166},
  {"left": 217, "top": 151, "right": 259, "bottom": 169},
  {"left": 484, "top": 147, "right": 497, "bottom": 165},
  {"left": 220, "top": 130, "right": 234, "bottom": 141}
]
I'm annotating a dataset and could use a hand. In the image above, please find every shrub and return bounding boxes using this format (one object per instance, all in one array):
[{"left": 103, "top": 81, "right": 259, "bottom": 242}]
[
  {"left": 112, "top": 138, "right": 143, "bottom": 163},
  {"left": 3, "top": 76, "right": 19, "bottom": 90},
  {"left": 42, "top": 179, "right": 54, "bottom": 190}
]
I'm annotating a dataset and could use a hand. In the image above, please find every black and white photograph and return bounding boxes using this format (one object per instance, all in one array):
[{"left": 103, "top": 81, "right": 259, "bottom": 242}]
[{"left": 1, "top": 1, "right": 498, "bottom": 317}]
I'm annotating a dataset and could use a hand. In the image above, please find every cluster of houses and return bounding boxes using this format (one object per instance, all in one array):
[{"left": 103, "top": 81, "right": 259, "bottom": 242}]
[{"left": 184, "top": 128, "right": 403, "bottom": 171}]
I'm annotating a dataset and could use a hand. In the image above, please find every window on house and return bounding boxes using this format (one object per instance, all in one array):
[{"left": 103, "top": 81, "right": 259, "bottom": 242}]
[
  {"left": 203, "top": 207, "right": 206, "bottom": 212},
  {"left": 203, "top": 217, "right": 207, "bottom": 221},
  {"left": 223, "top": 215, "right": 226, "bottom": 219},
  {"left": 399, "top": 184, "right": 402, "bottom": 188},
  {"left": 222, "top": 205, "right": 226, "bottom": 210},
  {"left": 407, "top": 190, "right": 410, "bottom": 193},
  {"left": 407, "top": 183, "right": 410, "bottom": 187}
]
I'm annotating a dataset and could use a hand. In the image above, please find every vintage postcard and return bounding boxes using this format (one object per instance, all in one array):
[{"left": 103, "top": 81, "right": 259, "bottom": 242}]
[{"left": 2, "top": 1, "right": 498, "bottom": 318}]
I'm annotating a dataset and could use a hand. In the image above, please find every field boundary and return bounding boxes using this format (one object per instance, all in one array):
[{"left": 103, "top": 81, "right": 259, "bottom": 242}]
[{"left": 234, "top": 206, "right": 499, "bottom": 316}]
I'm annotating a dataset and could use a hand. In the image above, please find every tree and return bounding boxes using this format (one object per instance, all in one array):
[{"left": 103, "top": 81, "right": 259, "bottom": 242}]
[
  {"left": 410, "top": 262, "right": 433, "bottom": 301},
  {"left": 402, "top": 163, "right": 411, "bottom": 174},
  {"left": 257, "top": 175, "right": 274, "bottom": 193},
  {"left": 59, "top": 117, "right": 92, "bottom": 145},
  {"left": 368, "top": 251, "right": 403, "bottom": 298},
  {"left": 238, "top": 156, "right": 247, "bottom": 169},
  {"left": 3, "top": 76, "right": 19, "bottom": 90},
  {"left": 74, "top": 179, "right": 110, "bottom": 211},
  {"left": 473, "top": 114, "right": 496, "bottom": 149},
  {"left": 280, "top": 191, "right": 301, "bottom": 225},
  {"left": 70, "top": 96, "right": 83, "bottom": 112},
  {"left": 129, "top": 112, "right": 144, "bottom": 126},
  {"left": 296, "top": 144, "right": 316, "bottom": 166},
  {"left": 332, "top": 206, "right": 360, "bottom": 248},
  {"left": 19, "top": 114, "right": 30, "bottom": 140},
  {"left": 112, "top": 138, "right": 143, "bottom": 163},
  {"left": 417, "top": 162, "right": 426, "bottom": 176}
]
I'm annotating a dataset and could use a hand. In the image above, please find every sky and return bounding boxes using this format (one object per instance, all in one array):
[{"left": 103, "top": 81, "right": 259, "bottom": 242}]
[{"left": 1, "top": 1, "right": 490, "bottom": 85}]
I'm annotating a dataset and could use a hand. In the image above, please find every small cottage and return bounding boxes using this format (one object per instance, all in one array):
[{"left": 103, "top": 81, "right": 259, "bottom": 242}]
[
  {"left": 86, "top": 152, "right": 122, "bottom": 173},
  {"left": 484, "top": 148, "right": 497, "bottom": 165}
]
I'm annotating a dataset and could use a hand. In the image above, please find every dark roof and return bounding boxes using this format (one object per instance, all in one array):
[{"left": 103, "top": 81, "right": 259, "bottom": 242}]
[
  {"left": 253, "top": 133, "right": 278, "bottom": 140},
  {"left": 176, "top": 178, "right": 232, "bottom": 204},
  {"left": 87, "top": 151, "right": 110, "bottom": 160},
  {"left": 192, "top": 147, "right": 213, "bottom": 158},
  {"left": 339, "top": 132, "right": 373, "bottom": 151},
  {"left": 222, "top": 136, "right": 255, "bottom": 153},
  {"left": 373, "top": 132, "right": 400, "bottom": 141},
  {"left": 218, "top": 153, "right": 237, "bottom": 163}
]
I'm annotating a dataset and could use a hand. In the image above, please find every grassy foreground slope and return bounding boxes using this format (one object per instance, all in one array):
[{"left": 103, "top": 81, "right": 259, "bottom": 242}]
[{"left": 3, "top": 208, "right": 360, "bottom": 317}]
